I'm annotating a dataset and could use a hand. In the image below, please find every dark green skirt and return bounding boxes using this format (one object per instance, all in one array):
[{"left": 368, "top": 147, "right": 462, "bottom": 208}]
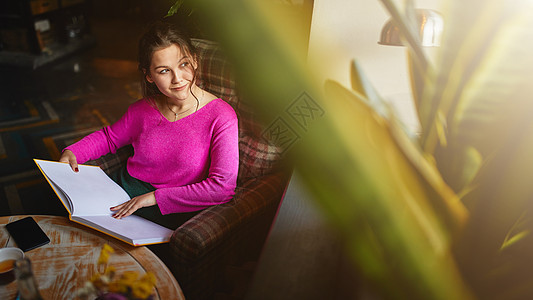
[{"left": 109, "top": 165, "right": 200, "bottom": 230}]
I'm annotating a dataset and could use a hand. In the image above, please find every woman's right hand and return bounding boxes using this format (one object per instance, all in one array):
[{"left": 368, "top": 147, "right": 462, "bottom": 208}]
[{"left": 59, "top": 150, "right": 79, "bottom": 172}]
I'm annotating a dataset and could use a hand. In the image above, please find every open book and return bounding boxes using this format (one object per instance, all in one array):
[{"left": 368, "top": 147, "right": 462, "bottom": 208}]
[{"left": 34, "top": 159, "right": 173, "bottom": 246}]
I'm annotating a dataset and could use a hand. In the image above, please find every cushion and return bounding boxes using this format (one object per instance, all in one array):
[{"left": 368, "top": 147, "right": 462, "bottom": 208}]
[{"left": 192, "top": 39, "right": 283, "bottom": 183}]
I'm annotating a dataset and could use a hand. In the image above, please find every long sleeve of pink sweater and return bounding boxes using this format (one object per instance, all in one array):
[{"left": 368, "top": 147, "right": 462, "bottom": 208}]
[{"left": 65, "top": 98, "right": 239, "bottom": 214}]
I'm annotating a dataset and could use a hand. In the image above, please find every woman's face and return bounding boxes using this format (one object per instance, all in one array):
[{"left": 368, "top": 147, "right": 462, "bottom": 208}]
[{"left": 146, "top": 44, "right": 197, "bottom": 102}]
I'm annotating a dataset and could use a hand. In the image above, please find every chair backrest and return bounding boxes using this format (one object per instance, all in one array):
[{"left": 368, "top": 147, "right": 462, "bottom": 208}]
[{"left": 192, "top": 39, "right": 283, "bottom": 184}]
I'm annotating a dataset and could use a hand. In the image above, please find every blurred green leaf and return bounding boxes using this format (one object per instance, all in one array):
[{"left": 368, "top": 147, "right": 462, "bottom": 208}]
[
  {"left": 350, "top": 60, "right": 376, "bottom": 102},
  {"left": 322, "top": 80, "right": 471, "bottom": 299},
  {"left": 165, "top": 0, "right": 184, "bottom": 17},
  {"left": 501, "top": 213, "right": 530, "bottom": 252},
  {"left": 350, "top": 60, "right": 390, "bottom": 118}
]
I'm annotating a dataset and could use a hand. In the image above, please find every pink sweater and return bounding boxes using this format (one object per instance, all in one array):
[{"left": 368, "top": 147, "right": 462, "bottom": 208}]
[{"left": 65, "top": 98, "right": 239, "bottom": 214}]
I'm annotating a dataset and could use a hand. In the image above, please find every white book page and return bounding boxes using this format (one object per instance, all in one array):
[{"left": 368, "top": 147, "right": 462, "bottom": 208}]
[
  {"left": 35, "top": 160, "right": 130, "bottom": 216},
  {"left": 75, "top": 215, "right": 173, "bottom": 245},
  {"left": 46, "top": 176, "right": 73, "bottom": 213}
]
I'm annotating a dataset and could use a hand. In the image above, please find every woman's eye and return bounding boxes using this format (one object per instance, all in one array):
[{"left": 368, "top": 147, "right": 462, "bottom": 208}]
[
  {"left": 159, "top": 69, "right": 170, "bottom": 74},
  {"left": 180, "top": 62, "right": 189, "bottom": 68}
]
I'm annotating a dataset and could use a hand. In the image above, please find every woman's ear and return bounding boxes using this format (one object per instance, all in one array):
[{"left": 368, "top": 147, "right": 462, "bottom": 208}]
[
  {"left": 143, "top": 69, "right": 154, "bottom": 83},
  {"left": 146, "top": 74, "right": 154, "bottom": 83}
]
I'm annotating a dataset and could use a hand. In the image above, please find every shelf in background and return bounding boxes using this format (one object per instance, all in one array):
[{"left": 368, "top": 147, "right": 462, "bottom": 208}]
[{"left": 0, "top": 34, "right": 95, "bottom": 69}]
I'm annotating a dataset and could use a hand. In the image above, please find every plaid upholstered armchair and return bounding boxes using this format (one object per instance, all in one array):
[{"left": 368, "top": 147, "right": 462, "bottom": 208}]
[{"left": 91, "top": 39, "right": 290, "bottom": 299}]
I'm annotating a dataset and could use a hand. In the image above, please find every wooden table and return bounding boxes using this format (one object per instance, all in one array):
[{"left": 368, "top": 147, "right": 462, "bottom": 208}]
[{"left": 0, "top": 215, "right": 185, "bottom": 299}]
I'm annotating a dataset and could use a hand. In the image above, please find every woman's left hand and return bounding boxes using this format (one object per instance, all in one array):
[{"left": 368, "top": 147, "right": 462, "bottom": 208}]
[{"left": 110, "top": 191, "right": 157, "bottom": 219}]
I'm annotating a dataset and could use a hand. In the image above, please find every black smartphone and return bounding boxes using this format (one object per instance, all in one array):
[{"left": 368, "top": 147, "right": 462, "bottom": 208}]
[{"left": 5, "top": 217, "right": 50, "bottom": 252}]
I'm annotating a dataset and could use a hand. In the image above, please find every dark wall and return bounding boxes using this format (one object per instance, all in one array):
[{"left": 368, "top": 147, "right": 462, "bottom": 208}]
[{"left": 87, "top": 0, "right": 208, "bottom": 39}]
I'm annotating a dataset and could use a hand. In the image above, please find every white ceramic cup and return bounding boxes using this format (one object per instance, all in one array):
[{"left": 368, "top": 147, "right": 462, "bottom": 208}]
[{"left": 0, "top": 247, "right": 24, "bottom": 285}]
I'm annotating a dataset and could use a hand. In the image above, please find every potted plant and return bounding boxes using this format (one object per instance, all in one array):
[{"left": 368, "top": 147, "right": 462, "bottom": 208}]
[{"left": 169, "top": 0, "right": 533, "bottom": 298}]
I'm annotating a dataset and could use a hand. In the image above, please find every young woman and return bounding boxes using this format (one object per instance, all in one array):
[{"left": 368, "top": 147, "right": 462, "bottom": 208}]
[{"left": 59, "top": 21, "right": 239, "bottom": 229}]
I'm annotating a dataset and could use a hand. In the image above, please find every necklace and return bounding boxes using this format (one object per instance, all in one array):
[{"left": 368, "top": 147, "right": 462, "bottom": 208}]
[
  {"left": 166, "top": 90, "right": 204, "bottom": 122},
  {"left": 167, "top": 102, "right": 195, "bottom": 121}
]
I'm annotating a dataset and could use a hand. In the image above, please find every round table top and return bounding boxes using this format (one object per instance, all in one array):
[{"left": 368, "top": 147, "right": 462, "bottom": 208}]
[{"left": 0, "top": 215, "right": 184, "bottom": 300}]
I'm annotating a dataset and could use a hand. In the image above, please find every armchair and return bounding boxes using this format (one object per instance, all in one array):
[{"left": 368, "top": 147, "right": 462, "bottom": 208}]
[{"left": 91, "top": 39, "right": 291, "bottom": 300}]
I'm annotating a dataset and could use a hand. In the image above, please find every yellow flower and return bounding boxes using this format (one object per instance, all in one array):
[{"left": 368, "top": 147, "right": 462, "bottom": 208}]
[
  {"left": 129, "top": 272, "right": 157, "bottom": 299},
  {"left": 107, "top": 271, "right": 138, "bottom": 294},
  {"left": 97, "top": 244, "right": 115, "bottom": 265},
  {"left": 131, "top": 281, "right": 154, "bottom": 299},
  {"left": 120, "top": 271, "right": 139, "bottom": 283},
  {"left": 78, "top": 244, "right": 157, "bottom": 299},
  {"left": 108, "top": 280, "right": 128, "bottom": 294},
  {"left": 140, "top": 272, "right": 156, "bottom": 286}
]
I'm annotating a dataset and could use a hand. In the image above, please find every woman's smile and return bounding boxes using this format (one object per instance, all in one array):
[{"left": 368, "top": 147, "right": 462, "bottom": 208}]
[{"left": 171, "top": 84, "right": 188, "bottom": 91}]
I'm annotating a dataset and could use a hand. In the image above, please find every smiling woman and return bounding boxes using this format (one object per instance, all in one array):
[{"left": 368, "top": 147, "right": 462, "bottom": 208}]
[{"left": 58, "top": 20, "right": 239, "bottom": 230}]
